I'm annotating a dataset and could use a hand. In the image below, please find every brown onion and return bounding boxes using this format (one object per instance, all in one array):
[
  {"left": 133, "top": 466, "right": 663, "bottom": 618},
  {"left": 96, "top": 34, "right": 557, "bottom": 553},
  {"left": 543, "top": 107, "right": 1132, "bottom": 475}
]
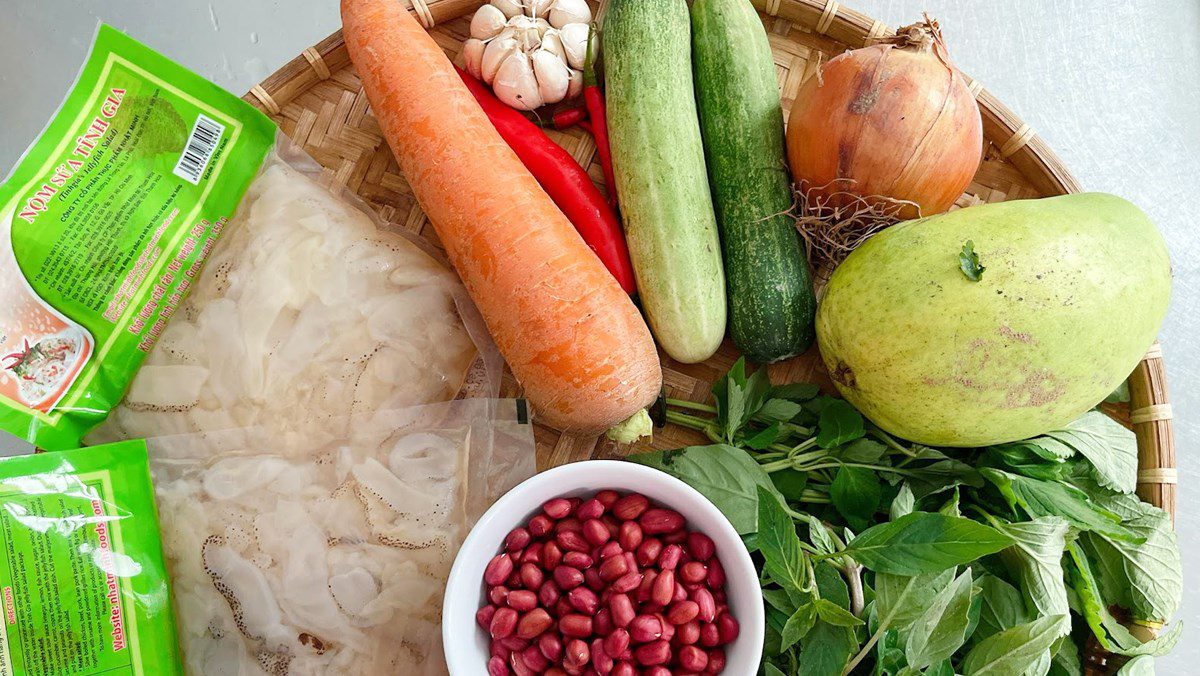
[{"left": 786, "top": 17, "right": 982, "bottom": 220}]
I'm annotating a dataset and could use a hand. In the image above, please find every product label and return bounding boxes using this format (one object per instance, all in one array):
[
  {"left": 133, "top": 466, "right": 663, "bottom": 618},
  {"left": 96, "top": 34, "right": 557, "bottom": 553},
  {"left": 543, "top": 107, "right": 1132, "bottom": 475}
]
[
  {"left": 0, "top": 440, "right": 181, "bottom": 674},
  {"left": 0, "top": 25, "right": 275, "bottom": 450}
]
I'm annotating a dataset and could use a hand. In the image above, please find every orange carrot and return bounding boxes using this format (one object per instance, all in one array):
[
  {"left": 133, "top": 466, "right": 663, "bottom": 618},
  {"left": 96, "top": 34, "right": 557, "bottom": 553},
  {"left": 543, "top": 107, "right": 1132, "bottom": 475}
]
[{"left": 341, "top": 0, "right": 661, "bottom": 435}]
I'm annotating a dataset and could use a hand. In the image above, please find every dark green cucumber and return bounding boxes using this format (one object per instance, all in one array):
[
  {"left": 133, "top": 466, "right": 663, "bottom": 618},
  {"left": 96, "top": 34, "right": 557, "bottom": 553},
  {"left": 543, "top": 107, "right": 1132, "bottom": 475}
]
[
  {"left": 691, "top": 0, "right": 816, "bottom": 362},
  {"left": 604, "top": 0, "right": 726, "bottom": 364}
]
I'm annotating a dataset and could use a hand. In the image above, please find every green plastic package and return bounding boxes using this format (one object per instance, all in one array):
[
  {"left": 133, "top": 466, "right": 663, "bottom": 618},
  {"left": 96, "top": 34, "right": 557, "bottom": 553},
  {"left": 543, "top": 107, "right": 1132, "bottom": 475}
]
[
  {"left": 0, "top": 25, "right": 274, "bottom": 450},
  {"left": 0, "top": 439, "right": 181, "bottom": 674}
]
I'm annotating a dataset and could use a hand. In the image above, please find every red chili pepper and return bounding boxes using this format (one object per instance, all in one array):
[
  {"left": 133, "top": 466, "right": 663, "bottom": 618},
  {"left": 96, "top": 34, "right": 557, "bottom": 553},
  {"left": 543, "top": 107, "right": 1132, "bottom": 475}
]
[
  {"left": 577, "top": 120, "right": 594, "bottom": 135},
  {"left": 537, "top": 106, "right": 588, "bottom": 130},
  {"left": 456, "top": 67, "right": 636, "bottom": 294},
  {"left": 583, "top": 24, "right": 619, "bottom": 210}
]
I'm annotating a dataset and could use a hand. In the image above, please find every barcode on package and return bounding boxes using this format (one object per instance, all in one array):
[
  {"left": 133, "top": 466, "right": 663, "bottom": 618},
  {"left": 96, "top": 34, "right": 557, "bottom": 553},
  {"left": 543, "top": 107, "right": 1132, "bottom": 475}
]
[{"left": 172, "top": 114, "right": 224, "bottom": 185}]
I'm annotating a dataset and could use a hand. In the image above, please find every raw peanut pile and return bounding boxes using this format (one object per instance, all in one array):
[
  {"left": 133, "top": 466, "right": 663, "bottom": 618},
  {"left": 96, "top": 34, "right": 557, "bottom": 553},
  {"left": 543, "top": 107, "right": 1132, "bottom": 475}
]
[{"left": 477, "top": 490, "right": 739, "bottom": 675}]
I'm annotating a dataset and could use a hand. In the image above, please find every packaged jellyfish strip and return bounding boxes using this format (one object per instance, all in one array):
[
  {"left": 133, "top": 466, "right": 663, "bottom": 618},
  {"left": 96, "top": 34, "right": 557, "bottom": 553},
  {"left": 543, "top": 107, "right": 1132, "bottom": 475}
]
[
  {"left": 0, "top": 25, "right": 273, "bottom": 449},
  {"left": 0, "top": 440, "right": 182, "bottom": 674},
  {"left": 1, "top": 25, "right": 497, "bottom": 451}
]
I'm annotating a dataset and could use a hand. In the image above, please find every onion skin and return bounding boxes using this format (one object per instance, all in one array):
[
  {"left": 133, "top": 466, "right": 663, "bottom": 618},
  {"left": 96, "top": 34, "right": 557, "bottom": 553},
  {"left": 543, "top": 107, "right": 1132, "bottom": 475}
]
[{"left": 785, "top": 23, "right": 983, "bottom": 219}]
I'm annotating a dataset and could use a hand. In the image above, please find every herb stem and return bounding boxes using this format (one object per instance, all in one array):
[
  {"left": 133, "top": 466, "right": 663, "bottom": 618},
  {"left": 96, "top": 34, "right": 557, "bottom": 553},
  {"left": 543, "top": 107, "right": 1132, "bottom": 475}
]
[
  {"left": 666, "top": 398, "right": 717, "bottom": 414},
  {"left": 843, "top": 578, "right": 919, "bottom": 674},
  {"left": 870, "top": 426, "right": 915, "bottom": 457}
]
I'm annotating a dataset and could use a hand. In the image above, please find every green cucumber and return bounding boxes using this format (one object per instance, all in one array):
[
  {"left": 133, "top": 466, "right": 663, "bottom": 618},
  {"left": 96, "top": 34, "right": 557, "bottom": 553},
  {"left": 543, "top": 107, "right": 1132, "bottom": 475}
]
[
  {"left": 603, "top": 0, "right": 726, "bottom": 364},
  {"left": 692, "top": 0, "right": 816, "bottom": 363}
]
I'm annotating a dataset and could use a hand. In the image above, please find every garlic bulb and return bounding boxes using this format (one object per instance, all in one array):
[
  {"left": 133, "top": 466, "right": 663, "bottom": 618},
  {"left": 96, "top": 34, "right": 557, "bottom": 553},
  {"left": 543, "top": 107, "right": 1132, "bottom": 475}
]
[{"left": 466, "top": 0, "right": 595, "bottom": 109}]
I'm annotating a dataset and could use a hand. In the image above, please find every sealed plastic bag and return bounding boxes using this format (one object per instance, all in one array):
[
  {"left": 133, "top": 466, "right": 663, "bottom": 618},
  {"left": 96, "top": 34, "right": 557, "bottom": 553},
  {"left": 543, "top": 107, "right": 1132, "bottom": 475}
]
[
  {"left": 0, "top": 439, "right": 182, "bottom": 674},
  {"left": 2, "top": 25, "right": 495, "bottom": 450},
  {"left": 146, "top": 399, "right": 534, "bottom": 675}
]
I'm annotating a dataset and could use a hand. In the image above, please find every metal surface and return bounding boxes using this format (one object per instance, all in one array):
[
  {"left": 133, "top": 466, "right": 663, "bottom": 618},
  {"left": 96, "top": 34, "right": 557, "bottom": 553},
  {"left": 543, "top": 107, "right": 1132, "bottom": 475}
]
[{"left": 1, "top": 0, "right": 1198, "bottom": 671}]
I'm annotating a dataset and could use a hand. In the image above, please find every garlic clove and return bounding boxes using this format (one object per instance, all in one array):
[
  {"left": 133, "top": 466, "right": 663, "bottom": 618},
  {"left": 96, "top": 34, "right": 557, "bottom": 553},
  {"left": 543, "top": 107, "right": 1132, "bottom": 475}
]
[
  {"left": 540, "top": 29, "right": 566, "bottom": 60},
  {"left": 567, "top": 68, "right": 584, "bottom": 99},
  {"left": 532, "top": 50, "right": 571, "bottom": 105},
  {"left": 462, "top": 39, "right": 486, "bottom": 80},
  {"left": 494, "top": 52, "right": 545, "bottom": 111},
  {"left": 481, "top": 37, "right": 520, "bottom": 85},
  {"left": 470, "top": 4, "right": 509, "bottom": 41},
  {"left": 549, "top": 0, "right": 592, "bottom": 29},
  {"left": 533, "top": 18, "right": 551, "bottom": 36},
  {"left": 491, "top": 0, "right": 524, "bottom": 20},
  {"left": 507, "top": 15, "right": 543, "bottom": 51},
  {"left": 559, "top": 22, "right": 595, "bottom": 71},
  {"left": 526, "top": 0, "right": 555, "bottom": 20}
]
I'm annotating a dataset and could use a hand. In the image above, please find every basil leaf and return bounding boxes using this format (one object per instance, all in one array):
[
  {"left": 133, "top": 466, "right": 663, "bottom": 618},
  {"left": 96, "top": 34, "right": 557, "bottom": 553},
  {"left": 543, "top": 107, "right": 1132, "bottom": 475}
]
[
  {"left": 995, "top": 517, "right": 1071, "bottom": 625},
  {"left": 875, "top": 568, "right": 956, "bottom": 631},
  {"left": 961, "top": 614, "right": 1069, "bottom": 675},
  {"left": 981, "top": 469, "right": 1142, "bottom": 543},
  {"left": 815, "top": 560, "right": 850, "bottom": 610},
  {"left": 831, "top": 465, "right": 882, "bottom": 531},
  {"left": 838, "top": 438, "right": 887, "bottom": 464},
  {"left": 841, "top": 512, "right": 1014, "bottom": 575},
  {"left": 1049, "top": 636, "right": 1084, "bottom": 676},
  {"left": 762, "top": 587, "right": 797, "bottom": 615},
  {"left": 1117, "top": 656, "right": 1154, "bottom": 676},
  {"left": 1042, "top": 411, "right": 1138, "bottom": 494},
  {"left": 1084, "top": 493, "right": 1182, "bottom": 623},
  {"left": 712, "top": 357, "right": 771, "bottom": 442},
  {"left": 757, "top": 485, "right": 808, "bottom": 594},
  {"left": 905, "top": 568, "right": 976, "bottom": 669},
  {"left": 815, "top": 399, "right": 865, "bottom": 449},
  {"left": 1023, "top": 650, "right": 1052, "bottom": 676},
  {"left": 959, "top": 240, "right": 985, "bottom": 281},
  {"left": 974, "top": 574, "right": 1031, "bottom": 644},
  {"left": 771, "top": 382, "right": 820, "bottom": 402},
  {"left": 925, "top": 661, "right": 955, "bottom": 676},
  {"left": 759, "top": 398, "right": 804, "bottom": 423},
  {"left": 780, "top": 601, "right": 816, "bottom": 651},
  {"left": 628, "top": 444, "right": 783, "bottom": 534},
  {"left": 745, "top": 422, "right": 782, "bottom": 450},
  {"left": 1064, "top": 542, "right": 1179, "bottom": 657},
  {"left": 770, "top": 467, "right": 808, "bottom": 500},
  {"left": 814, "top": 598, "right": 863, "bottom": 627},
  {"left": 797, "top": 620, "right": 856, "bottom": 676},
  {"left": 764, "top": 662, "right": 788, "bottom": 676},
  {"left": 890, "top": 483, "right": 916, "bottom": 520}
]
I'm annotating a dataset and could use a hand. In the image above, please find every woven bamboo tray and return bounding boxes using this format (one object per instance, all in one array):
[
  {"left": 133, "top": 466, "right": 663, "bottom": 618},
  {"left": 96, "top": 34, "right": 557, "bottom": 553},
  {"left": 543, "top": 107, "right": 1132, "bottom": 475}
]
[{"left": 244, "top": 1, "right": 1175, "bottom": 671}]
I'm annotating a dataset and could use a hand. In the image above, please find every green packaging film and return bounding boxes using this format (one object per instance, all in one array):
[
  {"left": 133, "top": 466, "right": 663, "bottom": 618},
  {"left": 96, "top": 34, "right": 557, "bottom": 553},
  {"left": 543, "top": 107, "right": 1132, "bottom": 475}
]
[
  {"left": 0, "top": 439, "right": 181, "bottom": 674},
  {"left": 0, "top": 25, "right": 275, "bottom": 450}
]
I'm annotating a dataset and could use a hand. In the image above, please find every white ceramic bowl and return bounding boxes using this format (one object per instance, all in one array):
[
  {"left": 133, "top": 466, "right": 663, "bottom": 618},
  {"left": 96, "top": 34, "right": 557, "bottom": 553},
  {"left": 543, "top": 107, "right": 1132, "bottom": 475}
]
[{"left": 443, "top": 460, "right": 764, "bottom": 674}]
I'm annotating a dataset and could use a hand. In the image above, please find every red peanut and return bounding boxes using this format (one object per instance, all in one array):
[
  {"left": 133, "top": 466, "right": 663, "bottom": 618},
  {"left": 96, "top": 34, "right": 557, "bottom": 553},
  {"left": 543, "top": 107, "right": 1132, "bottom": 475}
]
[
  {"left": 658, "top": 544, "right": 683, "bottom": 570},
  {"left": 687, "top": 532, "right": 715, "bottom": 562},
  {"left": 680, "top": 561, "right": 707, "bottom": 584},
  {"left": 487, "top": 655, "right": 509, "bottom": 676},
  {"left": 577, "top": 498, "right": 605, "bottom": 521},
  {"left": 692, "top": 588, "right": 717, "bottom": 623},
  {"left": 485, "top": 554, "right": 515, "bottom": 586},
  {"left": 599, "top": 554, "right": 629, "bottom": 581},
  {"left": 640, "top": 509, "right": 684, "bottom": 535},
  {"left": 629, "top": 615, "right": 663, "bottom": 643},
  {"left": 563, "top": 551, "right": 593, "bottom": 569},
  {"left": 542, "top": 541, "right": 563, "bottom": 570},
  {"left": 567, "top": 587, "right": 600, "bottom": 615},
  {"left": 583, "top": 519, "right": 611, "bottom": 546},
  {"left": 538, "top": 580, "right": 560, "bottom": 607},
  {"left": 611, "top": 662, "right": 636, "bottom": 676},
  {"left": 667, "top": 600, "right": 700, "bottom": 625},
  {"left": 490, "top": 607, "right": 518, "bottom": 639},
  {"left": 477, "top": 604, "right": 497, "bottom": 630},
  {"left": 507, "top": 590, "right": 538, "bottom": 612},
  {"left": 633, "top": 639, "right": 671, "bottom": 666},
  {"left": 529, "top": 514, "right": 553, "bottom": 538},
  {"left": 651, "top": 570, "right": 675, "bottom": 606},
  {"left": 618, "top": 522, "right": 643, "bottom": 551},
  {"left": 505, "top": 527, "right": 531, "bottom": 552},
  {"left": 699, "top": 622, "right": 720, "bottom": 648},
  {"left": 557, "top": 530, "right": 590, "bottom": 553},
  {"left": 636, "top": 538, "right": 663, "bottom": 567},
  {"left": 554, "top": 565, "right": 584, "bottom": 590},
  {"left": 559, "top": 614, "right": 594, "bottom": 638},
  {"left": 707, "top": 648, "right": 726, "bottom": 672},
  {"left": 539, "top": 632, "right": 563, "bottom": 662},
  {"left": 516, "top": 607, "right": 551, "bottom": 639},
  {"left": 679, "top": 645, "right": 708, "bottom": 672},
  {"left": 590, "top": 638, "right": 614, "bottom": 674},
  {"left": 604, "top": 628, "right": 630, "bottom": 658},
  {"left": 596, "top": 490, "right": 619, "bottom": 508},
  {"left": 716, "top": 613, "right": 740, "bottom": 645},
  {"left": 675, "top": 620, "right": 700, "bottom": 646},
  {"left": 706, "top": 558, "right": 726, "bottom": 588},
  {"left": 595, "top": 608, "right": 614, "bottom": 636},
  {"left": 489, "top": 585, "right": 510, "bottom": 606},
  {"left": 610, "top": 570, "right": 642, "bottom": 594},
  {"left": 609, "top": 593, "right": 636, "bottom": 628},
  {"left": 543, "top": 498, "right": 572, "bottom": 519},
  {"left": 564, "top": 639, "right": 590, "bottom": 669}
]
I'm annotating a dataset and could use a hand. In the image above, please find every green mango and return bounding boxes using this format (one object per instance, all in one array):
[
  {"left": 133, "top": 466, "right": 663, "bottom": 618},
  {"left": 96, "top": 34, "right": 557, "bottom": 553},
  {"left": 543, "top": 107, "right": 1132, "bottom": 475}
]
[{"left": 816, "top": 193, "right": 1171, "bottom": 446}]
